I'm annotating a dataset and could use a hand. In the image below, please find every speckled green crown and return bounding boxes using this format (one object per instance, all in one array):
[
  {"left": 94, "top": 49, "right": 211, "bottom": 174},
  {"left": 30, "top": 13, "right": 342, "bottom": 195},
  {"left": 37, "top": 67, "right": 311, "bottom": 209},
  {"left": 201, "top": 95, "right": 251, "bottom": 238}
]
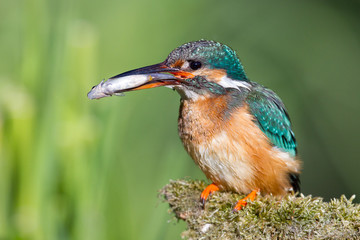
[{"left": 166, "top": 40, "right": 248, "bottom": 81}]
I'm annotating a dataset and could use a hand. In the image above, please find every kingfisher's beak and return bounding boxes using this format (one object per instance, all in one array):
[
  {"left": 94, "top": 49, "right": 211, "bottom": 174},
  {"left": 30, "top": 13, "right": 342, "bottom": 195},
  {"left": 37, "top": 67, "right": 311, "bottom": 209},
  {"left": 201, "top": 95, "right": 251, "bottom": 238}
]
[{"left": 87, "top": 62, "right": 194, "bottom": 99}]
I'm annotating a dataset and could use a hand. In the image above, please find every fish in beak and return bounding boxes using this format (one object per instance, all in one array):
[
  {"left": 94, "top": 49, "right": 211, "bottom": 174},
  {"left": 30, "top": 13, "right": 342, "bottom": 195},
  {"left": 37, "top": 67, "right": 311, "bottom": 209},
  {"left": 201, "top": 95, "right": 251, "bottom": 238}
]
[{"left": 87, "top": 62, "right": 194, "bottom": 99}]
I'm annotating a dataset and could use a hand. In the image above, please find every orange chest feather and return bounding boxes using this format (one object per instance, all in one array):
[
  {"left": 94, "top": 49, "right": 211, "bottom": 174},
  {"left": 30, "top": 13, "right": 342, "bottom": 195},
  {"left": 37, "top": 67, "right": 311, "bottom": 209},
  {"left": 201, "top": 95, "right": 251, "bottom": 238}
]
[
  {"left": 177, "top": 96, "right": 300, "bottom": 195},
  {"left": 178, "top": 95, "right": 260, "bottom": 148},
  {"left": 178, "top": 96, "right": 229, "bottom": 144}
]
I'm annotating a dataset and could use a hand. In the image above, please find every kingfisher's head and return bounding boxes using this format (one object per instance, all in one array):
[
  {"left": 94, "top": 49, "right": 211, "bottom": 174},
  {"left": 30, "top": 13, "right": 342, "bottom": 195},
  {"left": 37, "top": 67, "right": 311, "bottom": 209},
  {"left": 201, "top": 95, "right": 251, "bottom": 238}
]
[
  {"left": 165, "top": 40, "right": 247, "bottom": 80},
  {"left": 88, "top": 40, "right": 250, "bottom": 100}
]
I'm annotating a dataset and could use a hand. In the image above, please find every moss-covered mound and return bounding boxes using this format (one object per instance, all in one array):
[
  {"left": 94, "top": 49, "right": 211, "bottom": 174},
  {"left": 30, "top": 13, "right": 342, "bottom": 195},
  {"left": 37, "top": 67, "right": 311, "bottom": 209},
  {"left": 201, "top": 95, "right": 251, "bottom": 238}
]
[{"left": 160, "top": 179, "right": 360, "bottom": 239}]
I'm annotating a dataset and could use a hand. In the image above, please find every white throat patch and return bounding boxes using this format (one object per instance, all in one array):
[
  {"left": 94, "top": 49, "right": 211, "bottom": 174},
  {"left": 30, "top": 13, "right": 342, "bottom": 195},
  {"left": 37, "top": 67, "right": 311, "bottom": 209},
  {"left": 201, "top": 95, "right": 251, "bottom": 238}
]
[{"left": 217, "top": 76, "right": 251, "bottom": 90}]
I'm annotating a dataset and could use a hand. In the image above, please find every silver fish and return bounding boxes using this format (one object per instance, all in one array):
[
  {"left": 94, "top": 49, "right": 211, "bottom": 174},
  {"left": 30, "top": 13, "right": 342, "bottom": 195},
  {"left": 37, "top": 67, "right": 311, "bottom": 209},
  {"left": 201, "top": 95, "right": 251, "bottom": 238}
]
[
  {"left": 87, "top": 72, "right": 180, "bottom": 100},
  {"left": 87, "top": 74, "right": 152, "bottom": 99}
]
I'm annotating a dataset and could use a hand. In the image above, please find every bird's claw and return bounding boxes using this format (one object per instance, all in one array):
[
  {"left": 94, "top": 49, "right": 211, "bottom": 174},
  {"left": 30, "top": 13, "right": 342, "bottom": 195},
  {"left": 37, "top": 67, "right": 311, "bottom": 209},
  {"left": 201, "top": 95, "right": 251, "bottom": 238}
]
[
  {"left": 233, "top": 200, "right": 247, "bottom": 212},
  {"left": 200, "top": 183, "right": 220, "bottom": 208},
  {"left": 232, "top": 188, "right": 260, "bottom": 212}
]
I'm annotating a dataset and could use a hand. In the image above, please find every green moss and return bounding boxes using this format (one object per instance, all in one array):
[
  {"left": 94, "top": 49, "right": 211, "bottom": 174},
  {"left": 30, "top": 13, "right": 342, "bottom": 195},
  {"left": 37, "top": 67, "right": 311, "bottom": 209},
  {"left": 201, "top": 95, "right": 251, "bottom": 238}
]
[{"left": 160, "top": 179, "right": 360, "bottom": 239}]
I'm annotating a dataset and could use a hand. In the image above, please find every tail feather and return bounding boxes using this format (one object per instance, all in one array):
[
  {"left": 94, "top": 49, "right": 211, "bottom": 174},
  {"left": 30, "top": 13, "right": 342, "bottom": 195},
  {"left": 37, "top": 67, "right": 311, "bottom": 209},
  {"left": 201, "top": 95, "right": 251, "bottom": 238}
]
[{"left": 288, "top": 172, "right": 301, "bottom": 194}]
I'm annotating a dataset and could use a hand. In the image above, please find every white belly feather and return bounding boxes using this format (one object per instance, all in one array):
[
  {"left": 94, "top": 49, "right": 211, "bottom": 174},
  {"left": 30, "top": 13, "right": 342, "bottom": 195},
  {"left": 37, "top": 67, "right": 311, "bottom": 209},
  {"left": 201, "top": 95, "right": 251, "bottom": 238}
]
[{"left": 189, "top": 131, "right": 254, "bottom": 193}]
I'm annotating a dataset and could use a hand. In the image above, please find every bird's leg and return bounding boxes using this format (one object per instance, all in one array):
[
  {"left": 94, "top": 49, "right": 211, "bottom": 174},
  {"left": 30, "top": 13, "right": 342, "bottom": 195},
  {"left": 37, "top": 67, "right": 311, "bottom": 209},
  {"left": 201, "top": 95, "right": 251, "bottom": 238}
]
[
  {"left": 233, "top": 188, "right": 260, "bottom": 212},
  {"left": 200, "top": 183, "right": 220, "bottom": 207}
]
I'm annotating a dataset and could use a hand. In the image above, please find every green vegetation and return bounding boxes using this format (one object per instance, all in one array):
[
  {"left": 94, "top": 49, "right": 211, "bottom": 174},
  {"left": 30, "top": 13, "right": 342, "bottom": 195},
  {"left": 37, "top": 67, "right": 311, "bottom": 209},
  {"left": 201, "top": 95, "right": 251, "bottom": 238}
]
[{"left": 161, "top": 179, "right": 360, "bottom": 239}]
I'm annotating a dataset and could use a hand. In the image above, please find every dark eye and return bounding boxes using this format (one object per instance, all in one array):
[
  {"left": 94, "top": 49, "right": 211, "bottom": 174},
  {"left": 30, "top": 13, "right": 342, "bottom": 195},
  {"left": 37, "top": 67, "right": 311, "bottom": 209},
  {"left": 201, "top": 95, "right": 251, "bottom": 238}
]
[{"left": 189, "top": 60, "right": 202, "bottom": 70}]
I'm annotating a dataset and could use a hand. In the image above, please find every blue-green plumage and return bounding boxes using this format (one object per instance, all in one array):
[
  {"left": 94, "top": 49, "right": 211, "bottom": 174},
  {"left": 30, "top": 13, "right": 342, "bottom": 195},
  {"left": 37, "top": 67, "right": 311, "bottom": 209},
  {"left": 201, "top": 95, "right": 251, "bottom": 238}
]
[
  {"left": 245, "top": 84, "right": 300, "bottom": 193},
  {"left": 246, "top": 84, "right": 297, "bottom": 157},
  {"left": 166, "top": 40, "right": 248, "bottom": 81}
]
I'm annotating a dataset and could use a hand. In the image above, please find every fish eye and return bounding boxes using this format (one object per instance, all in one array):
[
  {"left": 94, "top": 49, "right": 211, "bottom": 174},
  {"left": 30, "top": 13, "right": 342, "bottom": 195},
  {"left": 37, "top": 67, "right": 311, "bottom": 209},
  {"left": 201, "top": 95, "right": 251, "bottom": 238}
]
[{"left": 189, "top": 60, "right": 202, "bottom": 70}]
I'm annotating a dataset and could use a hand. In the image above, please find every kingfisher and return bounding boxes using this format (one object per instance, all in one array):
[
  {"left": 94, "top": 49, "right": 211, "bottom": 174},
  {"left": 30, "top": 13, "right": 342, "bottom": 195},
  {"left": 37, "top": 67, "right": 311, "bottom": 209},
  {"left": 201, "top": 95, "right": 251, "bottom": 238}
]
[{"left": 88, "top": 40, "right": 301, "bottom": 211}]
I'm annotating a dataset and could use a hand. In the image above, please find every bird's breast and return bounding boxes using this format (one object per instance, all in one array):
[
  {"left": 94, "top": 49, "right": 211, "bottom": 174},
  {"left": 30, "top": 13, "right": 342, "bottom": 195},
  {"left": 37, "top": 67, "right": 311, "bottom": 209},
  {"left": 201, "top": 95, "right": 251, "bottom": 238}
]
[
  {"left": 178, "top": 95, "right": 255, "bottom": 192},
  {"left": 178, "top": 96, "right": 226, "bottom": 145},
  {"left": 178, "top": 95, "right": 299, "bottom": 195}
]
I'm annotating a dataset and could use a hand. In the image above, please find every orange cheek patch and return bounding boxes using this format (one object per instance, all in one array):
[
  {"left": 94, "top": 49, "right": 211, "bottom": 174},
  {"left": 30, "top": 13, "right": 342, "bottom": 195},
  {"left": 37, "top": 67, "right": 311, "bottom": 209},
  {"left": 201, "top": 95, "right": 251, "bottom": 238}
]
[{"left": 198, "top": 69, "right": 226, "bottom": 82}]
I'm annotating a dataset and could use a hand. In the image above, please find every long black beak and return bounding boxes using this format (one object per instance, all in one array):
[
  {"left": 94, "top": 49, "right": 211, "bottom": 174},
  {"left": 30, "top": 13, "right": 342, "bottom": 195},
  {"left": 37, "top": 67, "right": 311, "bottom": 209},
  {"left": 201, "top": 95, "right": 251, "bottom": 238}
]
[{"left": 110, "top": 63, "right": 178, "bottom": 78}]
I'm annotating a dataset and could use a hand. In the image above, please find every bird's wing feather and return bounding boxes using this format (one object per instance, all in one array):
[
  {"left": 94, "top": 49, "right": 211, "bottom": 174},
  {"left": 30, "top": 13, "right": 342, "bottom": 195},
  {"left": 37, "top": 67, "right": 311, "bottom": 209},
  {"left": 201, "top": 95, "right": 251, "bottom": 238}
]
[{"left": 246, "top": 84, "right": 297, "bottom": 156}]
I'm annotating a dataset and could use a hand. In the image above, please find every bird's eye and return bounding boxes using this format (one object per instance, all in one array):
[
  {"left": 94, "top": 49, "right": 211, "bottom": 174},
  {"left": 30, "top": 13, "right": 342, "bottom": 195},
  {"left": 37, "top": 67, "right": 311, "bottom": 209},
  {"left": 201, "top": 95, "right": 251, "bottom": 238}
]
[{"left": 189, "top": 61, "right": 202, "bottom": 70}]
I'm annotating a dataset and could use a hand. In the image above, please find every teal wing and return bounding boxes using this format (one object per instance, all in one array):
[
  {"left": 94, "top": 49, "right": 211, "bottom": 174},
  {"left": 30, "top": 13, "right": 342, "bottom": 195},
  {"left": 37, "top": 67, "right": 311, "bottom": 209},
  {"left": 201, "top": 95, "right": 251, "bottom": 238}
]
[{"left": 246, "top": 84, "right": 297, "bottom": 156}]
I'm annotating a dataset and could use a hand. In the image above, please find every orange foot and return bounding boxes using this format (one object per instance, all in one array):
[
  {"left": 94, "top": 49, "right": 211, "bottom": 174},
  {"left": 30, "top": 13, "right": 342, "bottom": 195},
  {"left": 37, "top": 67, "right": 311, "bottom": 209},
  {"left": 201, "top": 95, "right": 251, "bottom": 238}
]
[
  {"left": 200, "top": 183, "right": 220, "bottom": 206},
  {"left": 233, "top": 188, "right": 260, "bottom": 212}
]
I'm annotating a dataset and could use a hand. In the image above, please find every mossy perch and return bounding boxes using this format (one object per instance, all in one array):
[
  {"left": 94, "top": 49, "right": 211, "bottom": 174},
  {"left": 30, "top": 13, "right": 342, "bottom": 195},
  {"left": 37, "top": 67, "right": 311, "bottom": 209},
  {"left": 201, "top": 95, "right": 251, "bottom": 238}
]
[{"left": 160, "top": 179, "right": 360, "bottom": 239}]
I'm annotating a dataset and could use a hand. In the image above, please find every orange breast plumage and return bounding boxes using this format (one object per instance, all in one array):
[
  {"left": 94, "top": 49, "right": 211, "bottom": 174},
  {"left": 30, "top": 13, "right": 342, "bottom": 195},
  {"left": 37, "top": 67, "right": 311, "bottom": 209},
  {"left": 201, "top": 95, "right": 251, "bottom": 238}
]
[{"left": 178, "top": 94, "right": 301, "bottom": 196}]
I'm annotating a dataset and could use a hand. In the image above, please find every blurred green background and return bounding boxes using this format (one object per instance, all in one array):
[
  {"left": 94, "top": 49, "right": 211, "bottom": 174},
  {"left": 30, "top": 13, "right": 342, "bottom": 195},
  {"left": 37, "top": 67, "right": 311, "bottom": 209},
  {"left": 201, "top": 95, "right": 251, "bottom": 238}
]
[{"left": 1, "top": 0, "right": 359, "bottom": 239}]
